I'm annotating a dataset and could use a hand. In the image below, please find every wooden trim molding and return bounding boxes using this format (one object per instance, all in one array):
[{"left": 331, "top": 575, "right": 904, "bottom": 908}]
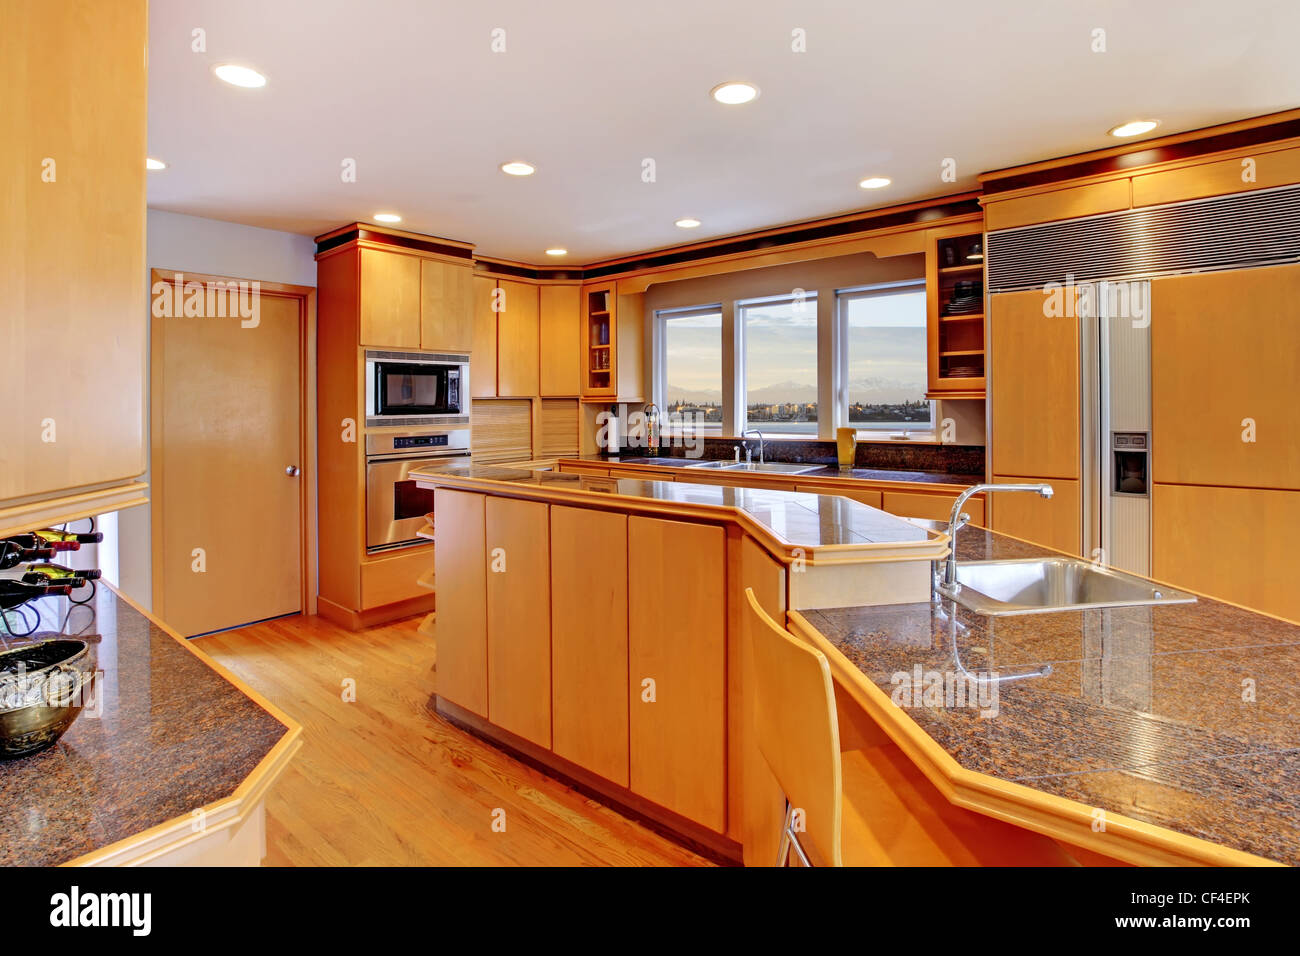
[
  {"left": 0, "top": 482, "right": 149, "bottom": 540},
  {"left": 314, "top": 223, "right": 475, "bottom": 260}
]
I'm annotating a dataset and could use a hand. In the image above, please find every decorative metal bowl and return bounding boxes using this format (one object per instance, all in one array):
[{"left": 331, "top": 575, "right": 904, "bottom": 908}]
[{"left": 0, "top": 639, "right": 96, "bottom": 759}]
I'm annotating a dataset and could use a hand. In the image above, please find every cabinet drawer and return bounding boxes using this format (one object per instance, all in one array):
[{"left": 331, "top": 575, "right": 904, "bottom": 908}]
[
  {"left": 360, "top": 545, "right": 434, "bottom": 609},
  {"left": 882, "top": 490, "right": 983, "bottom": 526}
]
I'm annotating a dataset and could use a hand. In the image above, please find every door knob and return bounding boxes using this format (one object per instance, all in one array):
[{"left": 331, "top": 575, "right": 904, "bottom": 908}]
[{"left": 286, "top": 465, "right": 301, "bottom": 477}]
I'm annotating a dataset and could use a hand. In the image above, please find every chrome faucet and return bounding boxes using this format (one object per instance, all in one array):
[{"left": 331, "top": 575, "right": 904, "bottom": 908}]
[
  {"left": 741, "top": 428, "right": 766, "bottom": 465},
  {"left": 941, "top": 483, "right": 1053, "bottom": 590}
]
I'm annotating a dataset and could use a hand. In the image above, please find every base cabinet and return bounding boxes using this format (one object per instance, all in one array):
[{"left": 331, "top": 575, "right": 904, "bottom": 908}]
[
  {"left": 432, "top": 490, "right": 488, "bottom": 716},
  {"left": 990, "top": 475, "right": 1081, "bottom": 555},
  {"left": 628, "top": 516, "right": 727, "bottom": 833},
  {"left": 550, "top": 506, "right": 629, "bottom": 785}
]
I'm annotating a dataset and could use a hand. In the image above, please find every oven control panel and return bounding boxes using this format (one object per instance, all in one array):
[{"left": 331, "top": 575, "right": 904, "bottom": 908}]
[{"left": 393, "top": 434, "right": 449, "bottom": 450}]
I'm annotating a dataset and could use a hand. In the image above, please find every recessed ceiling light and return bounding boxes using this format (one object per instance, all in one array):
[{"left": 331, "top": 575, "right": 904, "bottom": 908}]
[
  {"left": 710, "top": 82, "right": 758, "bottom": 105},
  {"left": 500, "top": 161, "right": 535, "bottom": 176},
  {"left": 373, "top": 213, "right": 402, "bottom": 223},
  {"left": 545, "top": 248, "right": 567, "bottom": 256},
  {"left": 146, "top": 157, "right": 167, "bottom": 170},
  {"left": 214, "top": 64, "right": 267, "bottom": 88},
  {"left": 858, "top": 177, "right": 891, "bottom": 189},
  {"left": 675, "top": 218, "right": 701, "bottom": 229},
  {"left": 1109, "top": 120, "right": 1158, "bottom": 138}
]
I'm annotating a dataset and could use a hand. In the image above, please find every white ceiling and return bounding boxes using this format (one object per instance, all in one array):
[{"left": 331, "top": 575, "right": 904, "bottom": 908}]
[{"left": 147, "top": 0, "right": 1300, "bottom": 263}]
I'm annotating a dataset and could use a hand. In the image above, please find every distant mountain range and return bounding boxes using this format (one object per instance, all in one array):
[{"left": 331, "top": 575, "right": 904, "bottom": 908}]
[{"left": 668, "top": 376, "right": 925, "bottom": 406}]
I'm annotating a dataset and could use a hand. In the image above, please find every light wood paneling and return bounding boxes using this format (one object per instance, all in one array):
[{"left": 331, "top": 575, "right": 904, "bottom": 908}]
[
  {"left": 990, "top": 289, "right": 1081, "bottom": 479},
  {"left": 991, "top": 475, "right": 1081, "bottom": 556},
  {"left": 471, "top": 275, "right": 498, "bottom": 397},
  {"left": 882, "top": 490, "right": 984, "bottom": 526},
  {"left": 1132, "top": 145, "right": 1300, "bottom": 207},
  {"left": 984, "top": 179, "right": 1131, "bottom": 230},
  {"left": 796, "top": 486, "right": 883, "bottom": 509},
  {"left": 615, "top": 291, "right": 647, "bottom": 402},
  {"left": 1151, "top": 267, "right": 1300, "bottom": 490},
  {"left": 538, "top": 399, "right": 580, "bottom": 458},
  {"left": 419, "top": 258, "right": 473, "bottom": 351},
  {"left": 486, "top": 497, "right": 551, "bottom": 747},
  {"left": 496, "top": 279, "right": 540, "bottom": 397},
  {"left": 539, "top": 284, "right": 582, "bottom": 396},
  {"left": 1153, "top": 483, "right": 1300, "bottom": 623},
  {"left": 359, "top": 248, "right": 420, "bottom": 348},
  {"left": 0, "top": 0, "right": 147, "bottom": 505},
  {"left": 433, "top": 489, "right": 487, "bottom": 716},
  {"left": 197, "top": 613, "right": 709, "bottom": 866},
  {"left": 360, "top": 545, "right": 434, "bottom": 610},
  {"left": 628, "top": 516, "right": 727, "bottom": 832},
  {"left": 550, "top": 505, "right": 628, "bottom": 785},
  {"left": 470, "top": 399, "right": 532, "bottom": 464}
]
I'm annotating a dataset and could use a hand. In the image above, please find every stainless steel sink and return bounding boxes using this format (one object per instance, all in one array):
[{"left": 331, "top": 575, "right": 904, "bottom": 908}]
[
  {"left": 683, "top": 460, "right": 822, "bottom": 475},
  {"left": 937, "top": 557, "right": 1197, "bottom": 616}
]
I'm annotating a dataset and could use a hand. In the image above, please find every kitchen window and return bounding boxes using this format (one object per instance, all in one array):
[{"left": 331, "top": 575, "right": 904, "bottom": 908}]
[
  {"left": 837, "top": 282, "right": 933, "bottom": 434},
  {"left": 654, "top": 305, "right": 723, "bottom": 434},
  {"left": 739, "top": 292, "right": 819, "bottom": 436}
]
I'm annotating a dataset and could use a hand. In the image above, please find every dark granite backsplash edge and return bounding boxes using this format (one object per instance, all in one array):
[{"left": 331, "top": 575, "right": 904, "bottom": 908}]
[{"left": 602, "top": 437, "right": 985, "bottom": 475}]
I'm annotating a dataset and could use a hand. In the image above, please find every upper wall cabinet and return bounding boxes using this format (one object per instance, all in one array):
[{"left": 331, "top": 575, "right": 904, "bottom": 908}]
[
  {"left": 926, "top": 223, "right": 986, "bottom": 398},
  {"left": 581, "top": 282, "right": 644, "bottom": 402},
  {"left": 496, "top": 280, "right": 540, "bottom": 397},
  {"left": 356, "top": 245, "right": 474, "bottom": 352},
  {"left": 0, "top": 0, "right": 150, "bottom": 534},
  {"left": 539, "top": 285, "right": 582, "bottom": 397},
  {"left": 471, "top": 276, "right": 498, "bottom": 398}
]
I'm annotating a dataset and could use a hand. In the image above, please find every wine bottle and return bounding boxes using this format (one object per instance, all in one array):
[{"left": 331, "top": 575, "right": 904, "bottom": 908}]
[
  {"left": 0, "top": 543, "right": 56, "bottom": 569},
  {"left": 36, "top": 528, "right": 103, "bottom": 545},
  {"left": 1, "top": 533, "right": 79, "bottom": 554},
  {"left": 3, "top": 563, "right": 100, "bottom": 586},
  {"left": 0, "top": 579, "right": 73, "bottom": 610}
]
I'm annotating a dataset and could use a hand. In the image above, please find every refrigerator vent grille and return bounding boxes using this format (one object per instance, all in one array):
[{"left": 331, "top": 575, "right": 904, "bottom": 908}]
[{"left": 986, "top": 184, "right": 1300, "bottom": 291}]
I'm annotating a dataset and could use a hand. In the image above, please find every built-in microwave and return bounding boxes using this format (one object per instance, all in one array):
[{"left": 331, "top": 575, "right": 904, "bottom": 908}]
[{"left": 365, "top": 349, "right": 470, "bottom": 427}]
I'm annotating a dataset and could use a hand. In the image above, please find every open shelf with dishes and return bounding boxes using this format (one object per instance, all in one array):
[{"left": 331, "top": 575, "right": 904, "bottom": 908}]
[
  {"left": 585, "top": 291, "right": 614, "bottom": 393},
  {"left": 926, "top": 223, "right": 986, "bottom": 397}
]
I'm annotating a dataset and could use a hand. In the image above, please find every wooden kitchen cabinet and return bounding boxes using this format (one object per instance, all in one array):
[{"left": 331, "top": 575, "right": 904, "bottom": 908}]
[
  {"left": 1151, "top": 266, "right": 1300, "bottom": 491},
  {"left": 419, "top": 258, "right": 473, "bottom": 352},
  {"left": 0, "top": 0, "right": 149, "bottom": 532},
  {"left": 883, "top": 490, "right": 984, "bottom": 527},
  {"left": 359, "top": 248, "right": 421, "bottom": 348},
  {"left": 582, "top": 282, "right": 645, "bottom": 401},
  {"left": 926, "top": 223, "right": 986, "bottom": 397},
  {"left": 550, "top": 505, "right": 629, "bottom": 785},
  {"left": 486, "top": 496, "right": 551, "bottom": 747},
  {"left": 796, "top": 486, "right": 883, "bottom": 509},
  {"left": 539, "top": 284, "right": 583, "bottom": 396},
  {"left": 628, "top": 516, "right": 727, "bottom": 832},
  {"left": 496, "top": 280, "right": 540, "bottom": 397},
  {"left": 989, "top": 289, "right": 1081, "bottom": 480},
  {"left": 471, "top": 275, "right": 498, "bottom": 398},
  {"left": 983, "top": 179, "right": 1131, "bottom": 231},
  {"left": 433, "top": 490, "right": 488, "bottom": 716},
  {"left": 990, "top": 475, "right": 1081, "bottom": 555}
]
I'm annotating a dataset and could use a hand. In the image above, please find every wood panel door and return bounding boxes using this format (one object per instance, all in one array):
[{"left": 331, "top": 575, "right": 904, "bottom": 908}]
[
  {"left": 990, "top": 475, "right": 1081, "bottom": 555},
  {"left": 0, "top": 0, "right": 146, "bottom": 505},
  {"left": 433, "top": 489, "right": 488, "bottom": 716},
  {"left": 539, "top": 285, "right": 582, "bottom": 396},
  {"left": 551, "top": 505, "right": 628, "bottom": 784},
  {"left": 496, "top": 280, "right": 540, "bottom": 397},
  {"left": 153, "top": 283, "right": 304, "bottom": 636},
  {"left": 470, "top": 276, "right": 497, "bottom": 397},
  {"left": 419, "top": 258, "right": 473, "bottom": 352},
  {"left": 486, "top": 496, "right": 551, "bottom": 747},
  {"left": 882, "top": 490, "right": 984, "bottom": 527},
  {"left": 359, "top": 248, "right": 420, "bottom": 348},
  {"left": 1151, "top": 266, "right": 1300, "bottom": 490},
  {"left": 628, "top": 516, "right": 726, "bottom": 832},
  {"left": 1153, "top": 483, "right": 1300, "bottom": 623},
  {"left": 989, "top": 289, "right": 1081, "bottom": 479}
]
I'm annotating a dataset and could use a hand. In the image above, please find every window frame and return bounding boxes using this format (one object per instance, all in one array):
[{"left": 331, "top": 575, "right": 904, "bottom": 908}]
[
  {"left": 736, "top": 290, "right": 821, "bottom": 437},
  {"left": 653, "top": 302, "right": 725, "bottom": 435},
  {"left": 835, "top": 280, "right": 934, "bottom": 436}
]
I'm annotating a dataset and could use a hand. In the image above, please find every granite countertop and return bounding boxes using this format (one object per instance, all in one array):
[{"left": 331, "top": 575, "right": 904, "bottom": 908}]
[
  {"left": 567, "top": 454, "right": 984, "bottom": 487},
  {"left": 0, "top": 585, "right": 291, "bottom": 865},
  {"left": 413, "top": 459, "right": 935, "bottom": 549},
  {"left": 800, "top": 529, "right": 1300, "bottom": 865}
]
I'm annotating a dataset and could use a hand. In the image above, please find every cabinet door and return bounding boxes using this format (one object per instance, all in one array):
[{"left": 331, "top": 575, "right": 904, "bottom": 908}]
[
  {"left": 470, "top": 276, "right": 498, "bottom": 398},
  {"left": 359, "top": 248, "right": 421, "bottom": 348},
  {"left": 551, "top": 505, "right": 628, "bottom": 785},
  {"left": 486, "top": 497, "right": 551, "bottom": 747},
  {"left": 990, "top": 475, "right": 1081, "bottom": 555},
  {"left": 419, "top": 258, "right": 473, "bottom": 352},
  {"left": 1153, "top": 483, "right": 1300, "bottom": 622},
  {"left": 539, "top": 285, "right": 582, "bottom": 396},
  {"left": 496, "top": 280, "right": 540, "bottom": 397},
  {"left": 433, "top": 489, "right": 487, "bottom": 716},
  {"left": 989, "top": 289, "right": 1080, "bottom": 479},
  {"left": 628, "top": 516, "right": 726, "bottom": 832},
  {"left": 1152, "top": 266, "right": 1300, "bottom": 490},
  {"left": 882, "top": 490, "right": 984, "bottom": 527}
]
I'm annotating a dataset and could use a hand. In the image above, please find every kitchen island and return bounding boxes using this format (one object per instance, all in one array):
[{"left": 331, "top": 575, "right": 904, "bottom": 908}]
[{"left": 0, "top": 584, "right": 300, "bottom": 866}]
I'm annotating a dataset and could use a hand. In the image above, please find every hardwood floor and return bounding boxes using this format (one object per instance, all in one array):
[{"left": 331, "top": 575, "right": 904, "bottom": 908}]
[{"left": 196, "top": 612, "right": 711, "bottom": 866}]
